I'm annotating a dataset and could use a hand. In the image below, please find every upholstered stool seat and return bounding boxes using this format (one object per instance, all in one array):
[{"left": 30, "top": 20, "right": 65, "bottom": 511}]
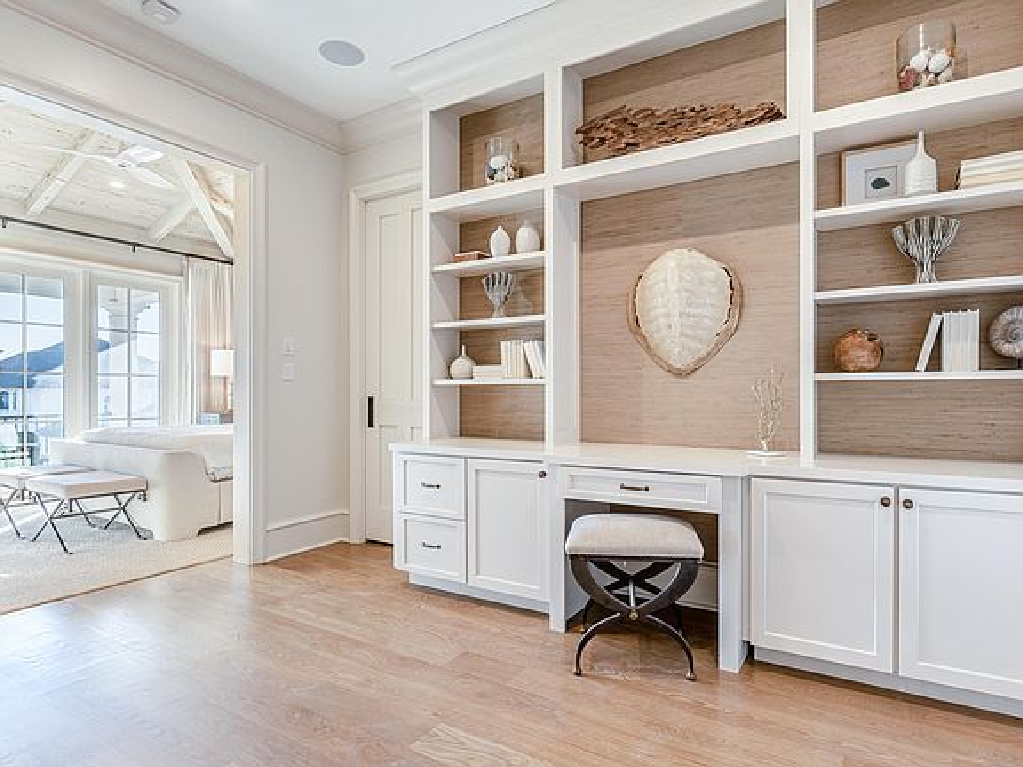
[
  {"left": 566, "top": 513, "right": 704, "bottom": 680},
  {"left": 0, "top": 465, "right": 87, "bottom": 538}
]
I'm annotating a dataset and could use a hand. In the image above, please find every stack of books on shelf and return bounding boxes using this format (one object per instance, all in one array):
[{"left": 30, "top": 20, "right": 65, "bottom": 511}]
[
  {"left": 472, "top": 364, "right": 505, "bottom": 380},
  {"left": 916, "top": 310, "right": 980, "bottom": 372},
  {"left": 956, "top": 150, "right": 1023, "bottom": 189},
  {"left": 499, "top": 339, "right": 546, "bottom": 379}
]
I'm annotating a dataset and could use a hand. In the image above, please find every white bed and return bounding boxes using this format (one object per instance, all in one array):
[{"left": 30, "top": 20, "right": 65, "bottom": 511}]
[{"left": 50, "top": 425, "right": 233, "bottom": 541}]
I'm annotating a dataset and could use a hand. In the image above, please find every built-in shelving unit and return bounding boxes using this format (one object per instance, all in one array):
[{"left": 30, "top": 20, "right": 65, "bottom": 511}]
[{"left": 418, "top": 0, "right": 1023, "bottom": 462}]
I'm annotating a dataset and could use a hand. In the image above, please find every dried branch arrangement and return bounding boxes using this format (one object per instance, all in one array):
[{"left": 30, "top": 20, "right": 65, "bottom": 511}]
[{"left": 576, "top": 102, "right": 784, "bottom": 161}]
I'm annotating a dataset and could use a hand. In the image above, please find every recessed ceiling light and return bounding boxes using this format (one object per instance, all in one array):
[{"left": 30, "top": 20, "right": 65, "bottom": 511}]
[
  {"left": 319, "top": 40, "right": 366, "bottom": 68},
  {"left": 141, "top": 0, "right": 181, "bottom": 25},
  {"left": 110, "top": 179, "right": 127, "bottom": 190}
]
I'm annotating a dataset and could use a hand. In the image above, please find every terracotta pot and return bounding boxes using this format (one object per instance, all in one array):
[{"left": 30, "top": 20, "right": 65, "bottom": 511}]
[{"left": 833, "top": 329, "right": 883, "bottom": 373}]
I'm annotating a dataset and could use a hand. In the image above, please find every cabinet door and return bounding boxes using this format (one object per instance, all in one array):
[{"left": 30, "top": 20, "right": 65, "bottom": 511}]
[
  {"left": 752, "top": 479, "right": 896, "bottom": 672},
  {"left": 899, "top": 488, "right": 1023, "bottom": 700},
  {"left": 467, "top": 459, "right": 547, "bottom": 601}
]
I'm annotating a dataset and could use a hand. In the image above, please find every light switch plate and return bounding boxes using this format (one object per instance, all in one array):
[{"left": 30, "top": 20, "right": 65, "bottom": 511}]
[{"left": 282, "top": 361, "right": 296, "bottom": 382}]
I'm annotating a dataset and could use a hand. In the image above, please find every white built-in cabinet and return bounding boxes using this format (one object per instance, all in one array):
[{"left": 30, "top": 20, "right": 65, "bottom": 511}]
[
  {"left": 467, "top": 459, "right": 547, "bottom": 601},
  {"left": 753, "top": 478, "right": 1023, "bottom": 701},
  {"left": 751, "top": 479, "right": 896, "bottom": 673},
  {"left": 899, "top": 488, "right": 1023, "bottom": 700},
  {"left": 393, "top": 452, "right": 548, "bottom": 607}
]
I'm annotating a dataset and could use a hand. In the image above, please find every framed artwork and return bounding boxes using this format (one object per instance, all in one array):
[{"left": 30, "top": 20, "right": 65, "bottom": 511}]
[{"left": 841, "top": 139, "right": 917, "bottom": 205}]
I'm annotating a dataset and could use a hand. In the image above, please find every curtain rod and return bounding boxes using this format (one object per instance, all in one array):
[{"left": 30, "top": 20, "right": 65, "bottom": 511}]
[{"left": 0, "top": 214, "right": 234, "bottom": 266}]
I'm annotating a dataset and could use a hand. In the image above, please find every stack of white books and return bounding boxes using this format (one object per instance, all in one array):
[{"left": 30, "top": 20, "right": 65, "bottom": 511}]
[
  {"left": 471, "top": 364, "right": 505, "bottom": 379},
  {"left": 498, "top": 339, "right": 546, "bottom": 379},
  {"left": 957, "top": 150, "right": 1023, "bottom": 189},
  {"left": 915, "top": 310, "right": 981, "bottom": 372}
]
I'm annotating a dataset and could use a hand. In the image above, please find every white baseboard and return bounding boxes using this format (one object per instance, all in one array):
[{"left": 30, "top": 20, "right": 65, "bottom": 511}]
[
  {"left": 264, "top": 508, "right": 349, "bottom": 561},
  {"left": 409, "top": 573, "right": 548, "bottom": 614},
  {"left": 755, "top": 648, "right": 1023, "bottom": 719}
]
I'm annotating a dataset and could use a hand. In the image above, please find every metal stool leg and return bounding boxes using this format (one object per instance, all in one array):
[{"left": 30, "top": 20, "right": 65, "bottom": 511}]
[
  {"left": 31, "top": 498, "right": 71, "bottom": 554},
  {"left": 574, "top": 612, "right": 625, "bottom": 676},
  {"left": 643, "top": 614, "right": 697, "bottom": 681},
  {"left": 1, "top": 488, "right": 21, "bottom": 538}
]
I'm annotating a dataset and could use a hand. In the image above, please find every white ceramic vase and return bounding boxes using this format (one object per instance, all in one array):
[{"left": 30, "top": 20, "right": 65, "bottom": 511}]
[
  {"left": 515, "top": 220, "right": 541, "bottom": 253},
  {"left": 905, "top": 131, "right": 937, "bottom": 196},
  {"left": 449, "top": 345, "right": 475, "bottom": 380},
  {"left": 489, "top": 225, "right": 511, "bottom": 257}
]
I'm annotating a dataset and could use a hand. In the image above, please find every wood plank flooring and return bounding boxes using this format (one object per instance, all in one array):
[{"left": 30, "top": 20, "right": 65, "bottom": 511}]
[{"left": 1, "top": 543, "right": 1021, "bottom": 767}]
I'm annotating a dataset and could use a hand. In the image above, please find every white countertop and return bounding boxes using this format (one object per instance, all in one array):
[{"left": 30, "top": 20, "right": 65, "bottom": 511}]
[{"left": 389, "top": 438, "right": 1023, "bottom": 494}]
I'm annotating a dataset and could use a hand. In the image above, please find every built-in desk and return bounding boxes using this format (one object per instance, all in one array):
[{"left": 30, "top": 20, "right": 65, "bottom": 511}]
[{"left": 390, "top": 439, "right": 1023, "bottom": 716}]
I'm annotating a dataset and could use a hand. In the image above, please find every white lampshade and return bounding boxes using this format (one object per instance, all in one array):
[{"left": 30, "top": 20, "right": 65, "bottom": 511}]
[{"left": 210, "top": 349, "right": 234, "bottom": 378}]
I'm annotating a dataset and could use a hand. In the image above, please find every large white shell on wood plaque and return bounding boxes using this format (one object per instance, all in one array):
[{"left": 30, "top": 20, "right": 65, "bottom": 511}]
[{"left": 628, "top": 248, "right": 742, "bottom": 376}]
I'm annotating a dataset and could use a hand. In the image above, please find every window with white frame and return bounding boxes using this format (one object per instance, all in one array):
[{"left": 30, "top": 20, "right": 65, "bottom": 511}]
[{"left": 95, "top": 283, "right": 163, "bottom": 428}]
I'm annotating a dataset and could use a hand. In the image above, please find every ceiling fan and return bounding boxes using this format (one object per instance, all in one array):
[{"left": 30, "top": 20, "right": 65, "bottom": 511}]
[{"left": 29, "top": 143, "right": 175, "bottom": 189}]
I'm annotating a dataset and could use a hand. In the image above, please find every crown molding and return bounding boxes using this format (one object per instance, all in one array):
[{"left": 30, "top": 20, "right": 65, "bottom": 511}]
[
  {"left": 0, "top": 0, "right": 348, "bottom": 153},
  {"left": 338, "top": 98, "right": 422, "bottom": 155},
  {"left": 393, "top": 0, "right": 787, "bottom": 110}
]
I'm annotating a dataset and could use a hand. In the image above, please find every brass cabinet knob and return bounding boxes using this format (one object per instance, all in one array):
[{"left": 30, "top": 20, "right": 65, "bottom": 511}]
[
  {"left": 903, "top": 498, "right": 915, "bottom": 510},
  {"left": 880, "top": 496, "right": 892, "bottom": 508}
]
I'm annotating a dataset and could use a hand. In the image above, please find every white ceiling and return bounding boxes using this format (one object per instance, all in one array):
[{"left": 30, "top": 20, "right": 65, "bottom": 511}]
[{"left": 95, "top": 0, "right": 556, "bottom": 122}]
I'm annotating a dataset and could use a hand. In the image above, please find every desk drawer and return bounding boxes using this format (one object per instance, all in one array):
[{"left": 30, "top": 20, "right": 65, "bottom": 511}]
[
  {"left": 565, "top": 467, "right": 721, "bottom": 511},
  {"left": 401, "top": 456, "right": 464, "bottom": 519},
  {"left": 396, "top": 514, "right": 465, "bottom": 582}
]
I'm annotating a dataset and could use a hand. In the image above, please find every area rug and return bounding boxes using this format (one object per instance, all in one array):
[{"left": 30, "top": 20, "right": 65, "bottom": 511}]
[{"left": 0, "top": 508, "right": 232, "bottom": 615}]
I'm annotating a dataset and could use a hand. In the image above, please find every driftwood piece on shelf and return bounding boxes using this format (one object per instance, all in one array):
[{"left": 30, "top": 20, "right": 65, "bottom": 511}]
[{"left": 577, "top": 101, "right": 784, "bottom": 161}]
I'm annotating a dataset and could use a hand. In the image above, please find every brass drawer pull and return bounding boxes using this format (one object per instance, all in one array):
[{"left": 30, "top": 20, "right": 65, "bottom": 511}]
[
  {"left": 620, "top": 483, "right": 650, "bottom": 492},
  {"left": 420, "top": 542, "right": 442, "bottom": 550},
  {"left": 880, "top": 496, "right": 892, "bottom": 508},
  {"left": 903, "top": 498, "right": 915, "bottom": 510},
  {"left": 420, "top": 482, "right": 441, "bottom": 490}
]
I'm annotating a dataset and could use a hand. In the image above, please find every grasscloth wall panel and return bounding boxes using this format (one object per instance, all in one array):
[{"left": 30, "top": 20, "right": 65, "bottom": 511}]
[
  {"left": 818, "top": 382, "right": 1023, "bottom": 462},
  {"left": 582, "top": 20, "right": 787, "bottom": 164},
  {"left": 817, "top": 0, "right": 1023, "bottom": 112},
  {"left": 580, "top": 164, "right": 800, "bottom": 449}
]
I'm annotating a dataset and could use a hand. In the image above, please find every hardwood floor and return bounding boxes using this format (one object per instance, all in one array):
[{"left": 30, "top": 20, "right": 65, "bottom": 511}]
[{"left": 1, "top": 543, "right": 1020, "bottom": 767}]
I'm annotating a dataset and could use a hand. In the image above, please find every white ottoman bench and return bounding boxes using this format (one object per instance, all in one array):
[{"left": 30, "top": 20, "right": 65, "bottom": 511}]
[
  {"left": 0, "top": 465, "right": 87, "bottom": 538},
  {"left": 565, "top": 513, "right": 704, "bottom": 680},
  {"left": 25, "top": 470, "right": 149, "bottom": 554}
]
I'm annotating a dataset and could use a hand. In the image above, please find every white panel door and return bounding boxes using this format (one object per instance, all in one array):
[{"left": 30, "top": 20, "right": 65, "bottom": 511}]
[
  {"left": 899, "top": 488, "right": 1023, "bottom": 700},
  {"left": 752, "top": 479, "right": 896, "bottom": 672},
  {"left": 467, "top": 459, "right": 547, "bottom": 601},
  {"left": 364, "top": 190, "right": 422, "bottom": 543}
]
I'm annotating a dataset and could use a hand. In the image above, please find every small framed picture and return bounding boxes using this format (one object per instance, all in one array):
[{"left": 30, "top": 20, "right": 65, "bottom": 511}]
[{"left": 841, "top": 139, "right": 917, "bottom": 205}]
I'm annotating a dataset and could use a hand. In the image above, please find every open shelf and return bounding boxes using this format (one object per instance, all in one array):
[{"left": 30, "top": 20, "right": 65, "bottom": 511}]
[
  {"left": 433, "top": 378, "right": 545, "bottom": 387},
  {"left": 555, "top": 120, "right": 798, "bottom": 201},
  {"left": 815, "top": 276, "right": 1023, "bottom": 305},
  {"left": 432, "top": 314, "right": 546, "bottom": 331},
  {"left": 426, "top": 176, "right": 546, "bottom": 222},
  {"left": 816, "top": 182, "right": 1023, "bottom": 231},
  {"left": 816, "top": 371, "right": 1023, "bottom": 382},
  {"left": 814, "top": 66, "right": 1023, "bottom": 153},
  {"left": 432, "top": 251, "right": 545, "bottom": 277}
]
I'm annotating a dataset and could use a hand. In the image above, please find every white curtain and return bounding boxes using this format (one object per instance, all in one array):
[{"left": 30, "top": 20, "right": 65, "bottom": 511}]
[{"left": 182, "top": 260, "right": 233, "bottom": 422}]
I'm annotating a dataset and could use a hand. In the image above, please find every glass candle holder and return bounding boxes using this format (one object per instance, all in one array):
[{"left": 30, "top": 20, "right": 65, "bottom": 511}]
[
  {"left": 484, "top": 137, "right": 519, "bottom": 185},
  {"left": 897, "top": 21, "right": 957, "bottom": 92}
]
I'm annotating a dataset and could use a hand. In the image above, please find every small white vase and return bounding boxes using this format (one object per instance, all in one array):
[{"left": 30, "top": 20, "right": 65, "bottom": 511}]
[
  {"left": 515, "top": 219, "right": 541, "bottom": 254},
  {"left": 489, "top": 225, "right": 511, "bottom": 257},
  {"left": 449, "top": 345, "right": 475, "bottom": 380},
  {"left": 904, "top": 131, "right": 937, "bottom": 196}
]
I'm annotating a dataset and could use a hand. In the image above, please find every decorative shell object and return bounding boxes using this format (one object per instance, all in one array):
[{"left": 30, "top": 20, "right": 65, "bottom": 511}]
[
  {"left": 833, "top": 329, "right": 884, "bottom": 372},
  {"left": 989, "top": 306, "right": 1023, "bottom": 365},
  {"left": 628, "top": 248, "right": 741, "bottom": 377}
]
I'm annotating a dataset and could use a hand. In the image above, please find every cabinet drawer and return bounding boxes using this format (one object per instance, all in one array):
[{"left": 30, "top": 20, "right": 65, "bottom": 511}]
[
  {"left": 565, "top": 467, "right": 722, "bottom": 511},
  {"left": 396, "top": 515, "right": 465, "bottom": 583},
  {"left": 401, "top": 456, "right": 464, "bottom": 519}
]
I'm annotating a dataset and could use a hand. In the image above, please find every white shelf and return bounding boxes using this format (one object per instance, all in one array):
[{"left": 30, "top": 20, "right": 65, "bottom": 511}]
[
  {"left": 554, "top": 119, "right": 799, "bottom": 201},
  {"left": 433, "top": 378, "right": 545, "bottom": 386},
  {"left": 816, "top": 182, "right": 1023, "bottom": 231},
  {"left": 426, "top": 175, "right": 546, "bottom": 222},
  {"left": 815, "top": 276, "right": 1023, "bottom": 305},
  {"left": 431, "top": 314, "right": 546, "bottom": 331},
  {"left": 816, "top": 371, "right": 1023, "bottom": 382},
  {"left": 432, "top": 251, "right": 545, "bottom": 277},
  {"left": 814, "top": 66, "right": 1023, "bottom": 153}
]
